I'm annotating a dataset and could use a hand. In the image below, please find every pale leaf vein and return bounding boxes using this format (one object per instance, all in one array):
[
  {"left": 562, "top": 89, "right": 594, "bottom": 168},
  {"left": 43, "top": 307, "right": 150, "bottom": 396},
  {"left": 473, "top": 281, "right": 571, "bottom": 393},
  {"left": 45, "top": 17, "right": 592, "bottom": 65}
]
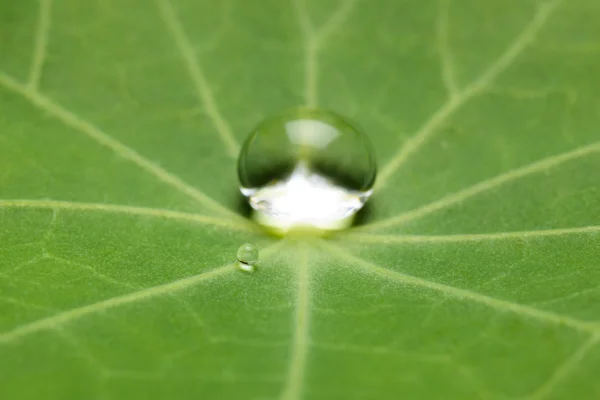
[
  {"left": 436, "top": 0, "right": 459, "bottom": 97},
  {"left": 0, "top": 264, "right": 235, "bottom": 344},
  {"left": 29, "top": 0, "right": 53, "bottom": 90},
  {"left": 280, "top": 246, "right": 311, "bottom": 400},
  {"left": 293, "top": 0, "right": 359, "bottom": 107},
  {"left": 0, "top": 72, "right": 240, "bottom": 221},
  {"left": 345, "top": 226, "right": 600, "bottom": 244},
  {"left": 0, "top": 242, "right": 284, "bottom": 344},
  {"left": 0, "top": 199, "right": 255, "bottom": 232},
  {"left": 377, "top": 0, "right": 562, "bottom": 188},
  {"left": 526, "top": 333, "right": 600, "bottom": 400},
  {"left": 320, "top": 241, "right": 598, "bottom": 334},
  {"left": 156, "top": 0, "right": 239, "bottom": 157},
  {"left": 364, "top": 140, "right": 600, "bottom": 231}
]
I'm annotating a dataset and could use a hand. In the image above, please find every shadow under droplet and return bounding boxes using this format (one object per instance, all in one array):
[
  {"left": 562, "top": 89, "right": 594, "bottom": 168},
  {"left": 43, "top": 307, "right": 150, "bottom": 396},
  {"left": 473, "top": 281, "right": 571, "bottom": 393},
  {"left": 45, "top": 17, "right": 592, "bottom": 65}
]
[
  {"left": 351, "top": 199, "right": 375, "bottom": 228},
  {"left": 231, "top": 190, "right": 253, "bottom": 219}
]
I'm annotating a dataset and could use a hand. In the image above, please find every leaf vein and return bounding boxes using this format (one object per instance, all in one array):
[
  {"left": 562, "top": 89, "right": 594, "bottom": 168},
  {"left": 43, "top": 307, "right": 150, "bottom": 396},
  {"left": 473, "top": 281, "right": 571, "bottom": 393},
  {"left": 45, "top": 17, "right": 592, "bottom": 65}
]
[
  {"left": 0, "top": 72, "right": 239, "bottom": 221},
  {"left": 436, "top": 0, "right": 459, "bottom": 98},
  {"left": 28, "top": 0, "right": 53, "bottom": 90},
  {"left": 526, "top": 333, "right": 600, "bottom": 400},
  {"left": 280, "top": 246, "right": 311, "bottom": 400},
  {"left": 0, "top": 242, "right": 284, "bottom": 344},
  {"left": 156, "top": 0, "right": 239, "bottom": 157},
  {"left": 345, "top": 226, "right": 600, "bottom": 244},
  {"left": 0, "top": 264, "right": 235, "bottom": 344},
  {"left": 376, "top": 0, "right": 563, "bottom": 188},
  {"left": 293, "top": 0, "right": 359, "bottom": 107},
  {"left": 0, "top": 199, "right": 256, "bottom": 232},
  {"left": 320, "top": 240, "right": 598, "bottom": 334},
  {"left": 364, "top": 140, "right": 600, "bottom": 231}
]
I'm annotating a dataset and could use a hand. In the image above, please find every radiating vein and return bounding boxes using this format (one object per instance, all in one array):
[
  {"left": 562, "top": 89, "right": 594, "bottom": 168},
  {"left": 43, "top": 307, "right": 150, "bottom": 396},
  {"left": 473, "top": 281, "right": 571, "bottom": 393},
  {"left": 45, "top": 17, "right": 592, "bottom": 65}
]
[
  {"left": 535, "top": 284, "right": 600, "bottom": 307},
  {"left": 0, "top": 241, "right": 284, "bottom": 344},
  {"left": 280, "top": 246, "right": 311, "bottom": 400},
  {"left": 314, "top": 0, "right": 359, "bottom": 43},
  {"left": 344, "top": 226, "right": 600, "bottom": 244},
  {"left": 320, "top": 241, "right": 598, "bottom": 334},
  {"left": 364, "top": 140, "right": 600, "bottom": 231},
  {"left": 156, "top": 0, "right": 239, "bottom": 157},
  {"left": 0, "top": 199, "right": 256, "bottom": 232},
  {"left": 29, "top": 0, "right": 53, "bottom": 89},
  {"left": 376, "top": 0, "right": 562, "bottom": 188},
  {"left": 436, "top": 0, "right": 458, "bottom": 97},
  {"left": 292, "top": 0, "right": 317, "bottom": 107},
  {"left": 293, "top": 0, "right": 359, "bottom": 107},
  {"left": 0, "top": 264, "right": 235, "bottom": 344},
  {"left": 292, "top": 0, "right": 313, "bottom": 35},
  {"left": 304, "top": 40, "right": 318, "bottom": 108},
  {"left": 526, "top": 333, "right": 600, "bottom": 400},
  {"left": 0, "top": 71, "right": 240, "bottom": 221}
]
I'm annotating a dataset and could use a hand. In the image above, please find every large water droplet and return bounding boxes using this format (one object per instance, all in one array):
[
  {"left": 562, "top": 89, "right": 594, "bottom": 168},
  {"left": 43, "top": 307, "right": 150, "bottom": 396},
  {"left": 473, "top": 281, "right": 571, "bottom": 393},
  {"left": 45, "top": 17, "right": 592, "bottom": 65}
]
[
  {"left": 238, "top": 108, "right": 376, "bottom": 232},
  {"left": 237, "top": 243, "right": 259, "bottom": 272}
]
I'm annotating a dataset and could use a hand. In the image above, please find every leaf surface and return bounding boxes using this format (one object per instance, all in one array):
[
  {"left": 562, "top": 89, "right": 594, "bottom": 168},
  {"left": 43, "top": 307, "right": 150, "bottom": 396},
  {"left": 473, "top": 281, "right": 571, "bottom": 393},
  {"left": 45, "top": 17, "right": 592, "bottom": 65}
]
[{"left": 1, "top": 0, "right": 600, "bottom": 399}]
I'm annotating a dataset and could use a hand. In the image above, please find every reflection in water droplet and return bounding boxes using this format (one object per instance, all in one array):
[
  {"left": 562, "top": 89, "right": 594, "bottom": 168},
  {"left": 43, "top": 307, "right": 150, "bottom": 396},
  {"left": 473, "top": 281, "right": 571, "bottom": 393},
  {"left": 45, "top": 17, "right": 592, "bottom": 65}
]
[
  {"left": 238, "top": 108, "right": 376, "bottom": 232},
  {"left": 237, "top": 243, "right": 259, "bottom": 272}
]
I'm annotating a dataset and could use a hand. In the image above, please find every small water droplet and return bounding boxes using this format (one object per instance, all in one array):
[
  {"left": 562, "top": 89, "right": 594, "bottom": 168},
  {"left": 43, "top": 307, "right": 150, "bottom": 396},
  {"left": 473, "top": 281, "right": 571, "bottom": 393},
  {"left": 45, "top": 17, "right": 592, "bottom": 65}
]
[
  {"left": 237, "top": 243, "right": 259, "bottom": 272},
  {"left": 238, "top": 108, "right": 376, "bottom": 232}
]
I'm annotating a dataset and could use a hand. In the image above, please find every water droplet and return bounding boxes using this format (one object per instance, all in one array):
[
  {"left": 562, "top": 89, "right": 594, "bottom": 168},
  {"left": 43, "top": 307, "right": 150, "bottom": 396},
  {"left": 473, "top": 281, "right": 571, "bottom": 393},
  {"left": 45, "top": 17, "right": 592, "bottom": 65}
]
[
  {"left": 238, "top": 108, "right": 376, "bottom": 232},
  {"left": 237, "top": 243, "right": 259, "bottom": 272}
]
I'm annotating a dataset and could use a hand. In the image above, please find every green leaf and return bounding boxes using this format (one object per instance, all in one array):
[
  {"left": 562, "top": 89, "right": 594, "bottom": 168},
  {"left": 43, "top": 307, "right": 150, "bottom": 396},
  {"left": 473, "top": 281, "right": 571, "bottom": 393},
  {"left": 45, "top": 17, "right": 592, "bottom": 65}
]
[{"left": 1, "top": 0, "right": 599, "bottom": 399}]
